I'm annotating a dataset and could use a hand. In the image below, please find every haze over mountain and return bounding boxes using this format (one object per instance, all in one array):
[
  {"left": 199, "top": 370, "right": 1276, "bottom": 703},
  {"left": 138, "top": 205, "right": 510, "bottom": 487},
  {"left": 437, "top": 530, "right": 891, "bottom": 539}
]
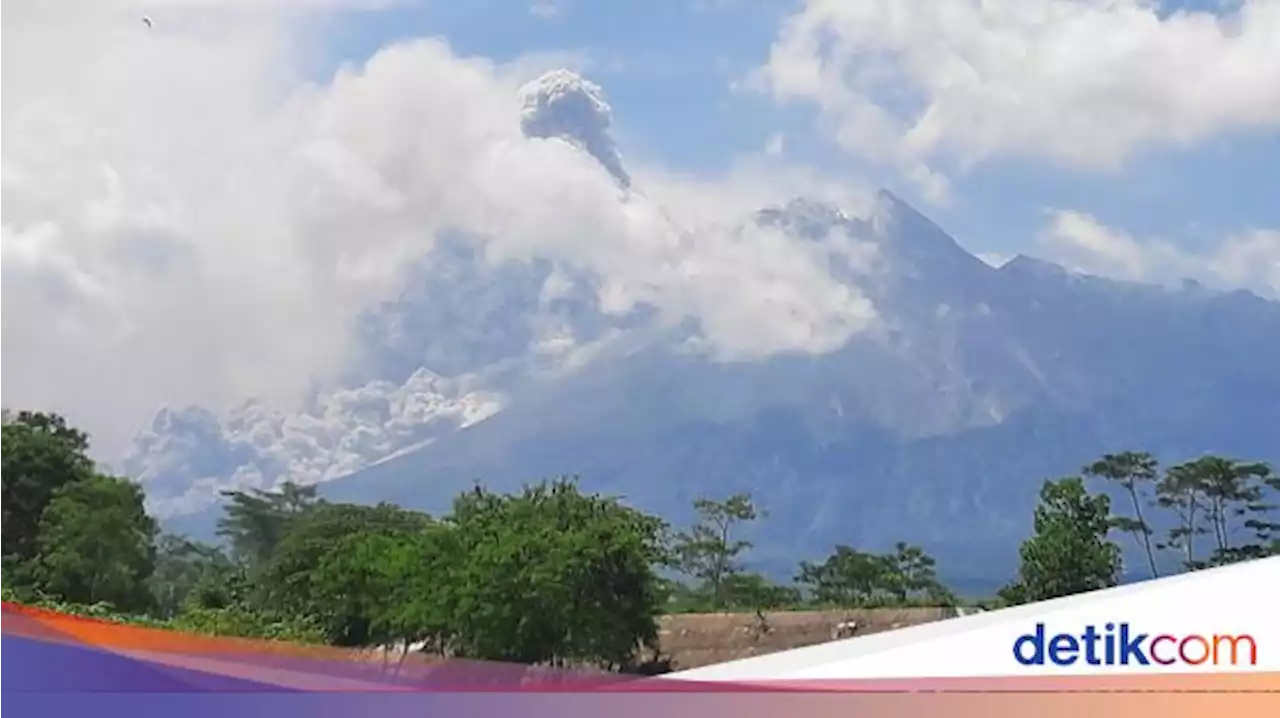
[
  {"left": 292, "top": 199, "right": 1280, "bottom": 583},
  {"left": 8, "top": 1, "right": 1279, "bottom": 592},
  {"left": 127, "top": 68, "right": 1280, "bottom": 587}
]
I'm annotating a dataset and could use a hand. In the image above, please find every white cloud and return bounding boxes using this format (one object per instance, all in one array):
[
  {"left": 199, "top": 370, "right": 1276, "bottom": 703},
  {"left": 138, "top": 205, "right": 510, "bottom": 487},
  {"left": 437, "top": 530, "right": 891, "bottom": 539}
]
[
  {"left": 755, "top": 0, "right": 1280, "bottom": 199},
  {"left": 2, "top": 0, "right": 878, "bottom": 460},
  {"left": 1037, "top": 209, "right": 1280, "bottom": 297}
]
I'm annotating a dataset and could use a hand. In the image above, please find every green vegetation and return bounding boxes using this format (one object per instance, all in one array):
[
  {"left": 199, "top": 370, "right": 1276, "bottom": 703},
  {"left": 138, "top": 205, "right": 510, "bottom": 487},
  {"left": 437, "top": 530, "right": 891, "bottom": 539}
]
[
  {"left": 3, "top": 411, "right": 1277, "bottom": 670},
  {"left": 997, "top": 477, "right": 1121, "bottom": 604},
  {"left": 797, "top": 542, "right": 956, "bottom": 607},
  {"left": 997, "top": 452, "right": 1280, "bottom": 606}
]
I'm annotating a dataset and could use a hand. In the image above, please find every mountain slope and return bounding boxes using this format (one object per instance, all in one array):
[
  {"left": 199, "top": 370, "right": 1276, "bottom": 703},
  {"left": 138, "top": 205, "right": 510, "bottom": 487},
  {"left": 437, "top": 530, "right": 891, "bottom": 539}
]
[
  {"left": 278, "top": 194, "right": 1280, "bottom": 585},
  {"left": 138, "top": 74, "right": 1279, "bottom": 587}
]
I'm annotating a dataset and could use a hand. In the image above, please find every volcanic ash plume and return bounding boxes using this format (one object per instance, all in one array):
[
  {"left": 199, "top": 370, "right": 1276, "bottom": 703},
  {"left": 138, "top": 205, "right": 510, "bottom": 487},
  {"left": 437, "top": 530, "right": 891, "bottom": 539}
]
[{"left": 518, "top": 69, "right": 631, "bottom": 188}]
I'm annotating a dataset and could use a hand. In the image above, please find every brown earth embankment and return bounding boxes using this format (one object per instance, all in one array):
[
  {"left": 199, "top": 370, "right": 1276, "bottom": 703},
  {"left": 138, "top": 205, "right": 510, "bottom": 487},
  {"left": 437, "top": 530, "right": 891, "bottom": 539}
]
[{"left": 654, "top": 607, "right": 952, "bottom": 671}]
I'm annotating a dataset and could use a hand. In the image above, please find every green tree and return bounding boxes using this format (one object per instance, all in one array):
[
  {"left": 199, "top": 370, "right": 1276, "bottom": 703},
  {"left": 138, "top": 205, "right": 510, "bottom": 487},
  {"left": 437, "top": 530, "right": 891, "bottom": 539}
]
[
  {"left": 2, "top": 411, "right": 96, "bottom": 564},
  {"left": 884, "top": 542, "right": 955, "bottom": 605},
  {"left": 1158, "top": 457, "right": 1277, "bottom": 569},
  {"left": 1155, "top": 460, "right": 1207, "bottom": 568},
  {"left": 447, "top": 478, "right": 667, "bottom": 669},
  {"left": 311, "top": 531, "right": 416, "bottom": 649},
  {"left": 149, "top": 534, "right": 236, "bottom": 618},
  {"left": 796, "top": 545, "right": 894, "bottom": 606},
  {"left": 718, "top": 572, "right": 801, "bottom": 611},
  {"left": 253, "top": 501, "right": 433, "bottom": 645},
  {"left": 1001, "top": 477, "right": 1121, "bottom": 604},
  {"left": 672, "top": 493, "right": 760, "bottom": 610},
  {"left": 1083, "top": 451, "right": 1161, "bottom": 579},
  {"left": 216, "top": 481, "right": 321, "bottom": 566},
  {"left": 313, "top": 525, "right": 460, "bottom": 656},
  {"left": 32, "top": 475, "right": 158, "bottom": 612}
]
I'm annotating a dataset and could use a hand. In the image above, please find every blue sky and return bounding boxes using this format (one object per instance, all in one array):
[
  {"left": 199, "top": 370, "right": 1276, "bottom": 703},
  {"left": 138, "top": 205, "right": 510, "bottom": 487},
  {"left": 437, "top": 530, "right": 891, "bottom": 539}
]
[{"left": 315, "top": 0, "right": 1280, "bottom": 263}]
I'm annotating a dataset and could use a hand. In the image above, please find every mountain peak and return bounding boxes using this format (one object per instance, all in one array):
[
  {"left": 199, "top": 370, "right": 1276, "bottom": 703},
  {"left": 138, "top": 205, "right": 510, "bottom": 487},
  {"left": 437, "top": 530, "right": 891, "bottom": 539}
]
[
  {"left": 874, "top": 187, "right": 907, "bottom": 206},
  {"left": 864, "top": 189, "right": 994, "bottom": 283},
  {"left": 999, "top": 254, "right": 1069, "bottom": 278},
  {"left": 870, "top": 188, "right": 938, "bottom": 230}
]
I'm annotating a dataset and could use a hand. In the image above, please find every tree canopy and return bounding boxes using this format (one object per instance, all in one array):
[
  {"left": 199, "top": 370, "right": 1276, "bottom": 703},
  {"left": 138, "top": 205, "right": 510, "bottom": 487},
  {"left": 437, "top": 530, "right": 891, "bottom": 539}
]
[
  {"left": 2, "top": 411, "right": 96, "bottom": 562},
  {"left": 4, "top": 409, "right": 1277, "bottom": 669},
  {"left": 33, "top": 474, "right": 158, "bottom": 612},
  {"left": 445, "top": 478, "right": 669, "bottom": 668},
  {"left": 1000, "top": 477, "right": 1121, "bottom": 604}
]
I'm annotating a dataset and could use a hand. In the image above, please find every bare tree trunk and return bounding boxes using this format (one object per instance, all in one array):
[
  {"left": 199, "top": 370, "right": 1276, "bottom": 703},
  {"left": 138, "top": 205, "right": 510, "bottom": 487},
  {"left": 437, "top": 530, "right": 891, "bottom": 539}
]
[
  {"left": 1126, "top": 486, "right": 1160, "bottom": 578},
  {"left": 1186, "top": 501, "right": 1198, "bottom": 567}
]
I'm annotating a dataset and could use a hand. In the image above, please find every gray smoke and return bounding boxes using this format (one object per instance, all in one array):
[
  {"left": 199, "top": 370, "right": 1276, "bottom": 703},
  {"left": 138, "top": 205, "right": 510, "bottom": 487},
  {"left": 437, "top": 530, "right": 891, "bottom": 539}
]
[{"left": 518, "top": 69, "right": 631, "bottom": 188}]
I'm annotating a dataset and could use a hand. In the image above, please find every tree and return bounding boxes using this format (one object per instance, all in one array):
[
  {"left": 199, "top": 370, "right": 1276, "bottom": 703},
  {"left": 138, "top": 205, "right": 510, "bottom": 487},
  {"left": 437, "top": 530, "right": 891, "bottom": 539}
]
[
  {"left": 149, "top": 534, "right": 236, "bottom": 618},
  {"left": 446, "top": 478, "right": 667, "bottom": 669},
  {"left": 1001, "top": 477, "right": 1120, "bottom": 604},
  {"left": 672, "top": 493, "right": 760, "bottom": 610},
  {"left": 796, "top": 543, "right": 954, "bottom": 607},
  {"left": 312, "top": 530, "right": 435, "bottom": 651},
  {"left": 1158, "top": 457, "right": 1277, "bottom": 569},
  {"left": 32, "top": 475, "right": 158, "bottom": 612},
  {"left": 796, "top": 545, "right": 895, "bottom": 606},
  {"left": 1155, "top": 460, "right": 1207, "bottom": 568},
  {"left": 718, "top": 572, "right": 802, "bottom": 611},
  {"left": 364, "top": 526, "right": 461, "bottom": 657},
  {"left": 216, "top": 481, "right": 321, "bottom": 567},
  {"left": 313, "top": 519, "right": 463, "bottom": 655},
  {"left": 1, "top": 410, "right": 92, "bottom": 454},
  {"left": 1083, "top": 451, "right": 1161, "bottom": 579},
  {"left": 885, "top": 542, "right": 955, "bottom": 605},
  {"left": 253, "top": 501, "right": 433, "bottom": 645},
  {"left": 2, "top": 411, "right": 96, "bottom": 563}
]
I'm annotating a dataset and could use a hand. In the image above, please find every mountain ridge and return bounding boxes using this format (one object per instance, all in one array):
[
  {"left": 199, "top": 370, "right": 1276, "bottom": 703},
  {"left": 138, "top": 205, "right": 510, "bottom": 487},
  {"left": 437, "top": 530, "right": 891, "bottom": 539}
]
[
  {"left": 123, "top": 70, "right": 1280, "bottom": 584},
  {"left": 151, "top": 189, "right": 1280, "bottom": 587}
]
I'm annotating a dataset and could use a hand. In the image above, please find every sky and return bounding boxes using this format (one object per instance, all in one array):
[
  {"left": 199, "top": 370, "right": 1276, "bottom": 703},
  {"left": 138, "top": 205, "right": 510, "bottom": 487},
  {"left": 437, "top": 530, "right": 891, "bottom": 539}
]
[
  {"left": 315, "top": 0, "right": 1280, "bottom": 252},
  {"left": 3, "top": 0, "right": 1279, "bottom": 460}
]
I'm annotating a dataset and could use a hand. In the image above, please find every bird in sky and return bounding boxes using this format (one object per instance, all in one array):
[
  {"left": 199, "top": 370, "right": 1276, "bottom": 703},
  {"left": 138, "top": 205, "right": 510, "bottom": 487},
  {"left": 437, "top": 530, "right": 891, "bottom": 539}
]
[{"left": 142, "top": 16, "right": 153, "bottom": 29}]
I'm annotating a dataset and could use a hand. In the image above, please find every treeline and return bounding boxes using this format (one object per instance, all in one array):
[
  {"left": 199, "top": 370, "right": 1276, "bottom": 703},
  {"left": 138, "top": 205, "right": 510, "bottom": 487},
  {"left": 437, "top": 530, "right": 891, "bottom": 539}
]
[
  {"left": 2, "top": 411, "right": 1277, "bottom": 671},
  {"left": 0, "top": 411, "right": 953, "bottom": 670},
  {"left": 997, "top": 453, "right": 1279, "bottom": 604}
]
